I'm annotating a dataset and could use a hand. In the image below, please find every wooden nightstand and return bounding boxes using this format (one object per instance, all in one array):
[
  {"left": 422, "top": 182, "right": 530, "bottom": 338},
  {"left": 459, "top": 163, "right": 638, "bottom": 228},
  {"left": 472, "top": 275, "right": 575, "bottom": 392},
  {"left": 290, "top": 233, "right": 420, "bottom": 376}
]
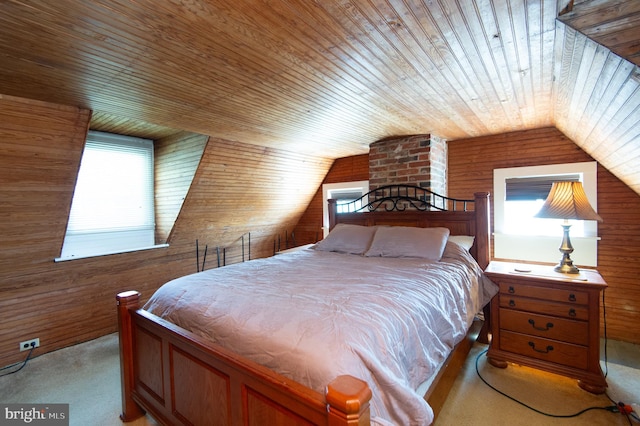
[{"left": 485, "top": 260, "right": 607, "bottom": 394}]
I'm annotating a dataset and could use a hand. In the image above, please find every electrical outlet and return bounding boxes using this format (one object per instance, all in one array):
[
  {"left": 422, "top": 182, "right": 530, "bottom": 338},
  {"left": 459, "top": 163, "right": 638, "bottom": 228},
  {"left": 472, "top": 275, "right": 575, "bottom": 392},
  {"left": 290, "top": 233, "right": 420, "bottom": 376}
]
[{"left": 19, "top": 338, "right": 40, "bottom": 352}]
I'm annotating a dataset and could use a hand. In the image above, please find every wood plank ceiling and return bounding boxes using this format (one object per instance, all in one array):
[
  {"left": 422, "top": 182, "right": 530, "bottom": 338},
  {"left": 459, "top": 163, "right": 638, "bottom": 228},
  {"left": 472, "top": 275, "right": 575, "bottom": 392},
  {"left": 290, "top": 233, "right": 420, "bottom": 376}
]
[{"left": 0, "top": 0, "right": 638, "bottom": 194}]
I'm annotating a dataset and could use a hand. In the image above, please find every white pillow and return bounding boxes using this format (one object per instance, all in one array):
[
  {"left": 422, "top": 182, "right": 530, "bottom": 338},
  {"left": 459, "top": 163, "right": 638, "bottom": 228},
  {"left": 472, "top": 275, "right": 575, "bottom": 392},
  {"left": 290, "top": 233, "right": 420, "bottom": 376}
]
[
  {"left": 313, "top": 224, "right": 377, "bottom": 255},
  {"left": 364, "top": 226, "right": 450, "bottom": 260},
  {"left": 448, "top": 235, "right": 475, "bottom": 251}
]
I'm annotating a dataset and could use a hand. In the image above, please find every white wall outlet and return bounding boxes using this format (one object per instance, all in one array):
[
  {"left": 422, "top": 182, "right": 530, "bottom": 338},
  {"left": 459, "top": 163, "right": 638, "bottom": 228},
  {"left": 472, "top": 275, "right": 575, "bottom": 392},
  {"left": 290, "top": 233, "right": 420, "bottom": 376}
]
[{"left": 19, "top": 338, "right": 40, "bottom": 352}]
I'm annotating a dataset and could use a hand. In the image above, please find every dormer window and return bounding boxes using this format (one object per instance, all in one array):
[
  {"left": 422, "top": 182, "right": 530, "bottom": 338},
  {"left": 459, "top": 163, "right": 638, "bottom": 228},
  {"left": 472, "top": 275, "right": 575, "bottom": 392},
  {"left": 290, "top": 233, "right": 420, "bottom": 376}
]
[{"left": 57, "top": 131, "right": 159, "bottom": 260}]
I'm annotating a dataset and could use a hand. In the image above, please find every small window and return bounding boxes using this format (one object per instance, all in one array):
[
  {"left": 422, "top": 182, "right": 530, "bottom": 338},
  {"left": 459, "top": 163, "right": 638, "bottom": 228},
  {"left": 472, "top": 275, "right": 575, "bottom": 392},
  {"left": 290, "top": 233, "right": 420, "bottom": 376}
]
[
  {"left": 494, "top": 162, "right": 599, "bottom": 266},
  {"left": 503, "top": 174, "right": 582, "bottom": 237},
  {"left": 322, "top": 181, "right": 369, "bottom": 238},
  {"left": 330, "top": 188, "right": 366, "bottom": 213},
  {"left": 57, "top": 131, "right": 158, "bottom": 260}
]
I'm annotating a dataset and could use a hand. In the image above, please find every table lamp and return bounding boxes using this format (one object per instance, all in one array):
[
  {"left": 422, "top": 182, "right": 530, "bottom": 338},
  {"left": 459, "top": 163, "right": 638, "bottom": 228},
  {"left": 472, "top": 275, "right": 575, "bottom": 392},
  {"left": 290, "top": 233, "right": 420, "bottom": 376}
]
[{"left": 534, "top": 181, "right": 603, "bottom": 274}]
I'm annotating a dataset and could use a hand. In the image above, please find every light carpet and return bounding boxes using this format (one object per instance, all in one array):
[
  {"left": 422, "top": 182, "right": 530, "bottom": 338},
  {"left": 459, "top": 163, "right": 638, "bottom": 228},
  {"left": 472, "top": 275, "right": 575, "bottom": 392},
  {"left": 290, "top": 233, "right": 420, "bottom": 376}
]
[
  {"left": 0, "top": 334, "right": 637, "bottom": 425},
  {"left": 437, "top": 342, "right": 639, "bottom": 425},
  {"left": 0, "top": 334, "right": 155, "bottom": 426}
]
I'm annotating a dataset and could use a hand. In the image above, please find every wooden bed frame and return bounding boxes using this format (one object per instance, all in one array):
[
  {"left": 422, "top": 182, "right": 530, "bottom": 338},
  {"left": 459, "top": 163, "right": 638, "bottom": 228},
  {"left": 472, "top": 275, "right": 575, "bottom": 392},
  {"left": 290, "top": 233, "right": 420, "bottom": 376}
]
[{"left": 117, "top": 188, "right": 491, "bottom": 425}]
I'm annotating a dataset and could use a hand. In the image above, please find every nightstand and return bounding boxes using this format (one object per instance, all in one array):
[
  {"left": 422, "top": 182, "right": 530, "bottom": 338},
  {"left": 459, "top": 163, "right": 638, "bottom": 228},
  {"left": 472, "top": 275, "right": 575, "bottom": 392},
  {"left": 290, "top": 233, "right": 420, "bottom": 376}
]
[{"left": 485, "top": 260, "right": 607, "bottom": 394}]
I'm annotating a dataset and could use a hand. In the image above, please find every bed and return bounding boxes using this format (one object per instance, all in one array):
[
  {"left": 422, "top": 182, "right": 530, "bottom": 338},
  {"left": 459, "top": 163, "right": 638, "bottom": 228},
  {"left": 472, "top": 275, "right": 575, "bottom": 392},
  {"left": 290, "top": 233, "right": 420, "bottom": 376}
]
[{"left": 117, "top": 185, "right": 494, "bottom": 425}]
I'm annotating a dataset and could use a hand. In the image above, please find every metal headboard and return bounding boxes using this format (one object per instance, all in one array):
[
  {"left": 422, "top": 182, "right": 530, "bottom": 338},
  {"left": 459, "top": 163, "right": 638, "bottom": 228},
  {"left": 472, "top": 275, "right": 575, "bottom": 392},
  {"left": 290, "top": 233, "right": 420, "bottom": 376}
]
[{"left": 336, "top": 184, "right": 475, "bottom": 213}]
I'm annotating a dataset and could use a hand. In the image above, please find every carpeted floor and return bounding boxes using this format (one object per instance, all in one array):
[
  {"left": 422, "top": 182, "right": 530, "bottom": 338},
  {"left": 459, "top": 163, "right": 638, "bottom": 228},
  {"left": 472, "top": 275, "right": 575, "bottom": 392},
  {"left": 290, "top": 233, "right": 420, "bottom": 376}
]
[
  {"left": 437, "top": 342, "right": 639, "bottom": 425},
  {"left": 0, "top": 334, "right": 155, "bottom": 426},
  {"left": 0, "top": 333, "right": 637, "bottom": 425}
]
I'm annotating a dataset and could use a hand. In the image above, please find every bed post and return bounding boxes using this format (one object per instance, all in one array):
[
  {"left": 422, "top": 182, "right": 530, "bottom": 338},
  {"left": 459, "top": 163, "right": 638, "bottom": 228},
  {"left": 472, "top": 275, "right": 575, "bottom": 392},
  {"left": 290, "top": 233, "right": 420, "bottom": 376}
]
[
  {"left": 473, "top": 192, "right": 492, "bottom": 344},
  {"left": 473, "top": 192, "right": 491, "bottom": 270},
  {"left": 116, "top": 291, "right": 145, "bottom": 422},
  {"left": 326, "top": 375, "right": 372, "bottom": 426},
  {"left": 328, "top": 198, "right": 337, "bottom": 231}
]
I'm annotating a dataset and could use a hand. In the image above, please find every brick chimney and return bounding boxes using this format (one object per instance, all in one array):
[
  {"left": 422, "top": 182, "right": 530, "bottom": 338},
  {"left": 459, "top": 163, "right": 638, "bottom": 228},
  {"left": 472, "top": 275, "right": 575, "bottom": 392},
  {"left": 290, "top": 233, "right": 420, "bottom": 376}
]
[{"left": 369, "top": 134, "right": 447, "bottom": 195}]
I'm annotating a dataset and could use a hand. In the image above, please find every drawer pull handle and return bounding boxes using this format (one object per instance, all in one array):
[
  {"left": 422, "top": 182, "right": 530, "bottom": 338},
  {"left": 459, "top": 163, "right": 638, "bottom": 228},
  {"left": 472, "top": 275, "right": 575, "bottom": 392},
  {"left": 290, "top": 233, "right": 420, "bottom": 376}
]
[
  {"left": 528, "top": 319, "right": 553, "bottom": 331},
  {"left": 509, "top": 300, "right": 516, "bottom": 307},
  {"left": 528, "top": 342, "right": 554, "bottom": 354},
  {"left": 569, "top": 309, "right": 577, "bottom": 317},
  {"left": 508, "top": 286, "right": 515, "bottom": 294},
  {"left": 568, "top": 294, "right": 576, "bottom": 302}
]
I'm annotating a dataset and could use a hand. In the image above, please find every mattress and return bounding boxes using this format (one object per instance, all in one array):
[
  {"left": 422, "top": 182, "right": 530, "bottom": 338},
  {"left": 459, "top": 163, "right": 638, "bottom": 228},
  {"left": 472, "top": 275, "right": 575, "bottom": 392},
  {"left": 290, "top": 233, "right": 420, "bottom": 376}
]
[{"left": 144, "top": 241, "right": 498, "bottom": 425}]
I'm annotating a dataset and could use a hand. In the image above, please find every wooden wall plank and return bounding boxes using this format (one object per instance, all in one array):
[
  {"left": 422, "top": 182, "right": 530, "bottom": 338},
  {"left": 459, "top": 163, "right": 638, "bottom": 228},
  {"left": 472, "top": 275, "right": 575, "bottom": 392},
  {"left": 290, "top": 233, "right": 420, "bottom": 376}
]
[
  {"left": 155, "top": 132, "right": 208, "bottom": 243},
  {"left": 560, "top": 0, "right": 640, "bottom": 67}
]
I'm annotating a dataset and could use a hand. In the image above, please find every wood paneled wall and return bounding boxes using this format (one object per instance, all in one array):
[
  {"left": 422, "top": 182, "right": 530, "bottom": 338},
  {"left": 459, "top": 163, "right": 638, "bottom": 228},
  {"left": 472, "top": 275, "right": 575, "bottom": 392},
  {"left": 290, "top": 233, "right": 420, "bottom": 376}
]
[
  {"left": 154, "top": 132, "right": 208, "bottom": 243},
  {"left": 0, "top": 95, "right": 332, "bottom": 368},
  {"left": 0, "top": 95, "right": 89, "bottom": 277},
  {"left": 448, "top": 127, "right": 640, "bottom": 345},
  {"left": 170, "top": 137, "right": 333, "bottom": 264},
  {"left": 560, "top": 0, "right": 640, "bottom": 67},
  {"left": 294, "top": 154, "right": 369, "bottom": 245}
]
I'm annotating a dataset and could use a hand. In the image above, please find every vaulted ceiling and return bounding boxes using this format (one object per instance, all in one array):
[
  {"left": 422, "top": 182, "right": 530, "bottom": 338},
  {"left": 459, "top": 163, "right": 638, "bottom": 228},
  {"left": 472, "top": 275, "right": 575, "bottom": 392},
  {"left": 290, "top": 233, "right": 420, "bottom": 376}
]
[{"left": 0, "top": 0, "right": 638, "bottom": 194}]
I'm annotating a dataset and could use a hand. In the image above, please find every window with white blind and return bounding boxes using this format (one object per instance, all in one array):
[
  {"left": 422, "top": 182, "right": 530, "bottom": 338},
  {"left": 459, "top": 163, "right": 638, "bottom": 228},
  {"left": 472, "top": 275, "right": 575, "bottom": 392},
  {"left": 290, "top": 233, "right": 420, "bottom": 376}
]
[
  {"left": 494, "top": 162, "right": 599, "bottom": 266},
  {"left": 57, "top": 131, "right": 162, "bottom": 261}
]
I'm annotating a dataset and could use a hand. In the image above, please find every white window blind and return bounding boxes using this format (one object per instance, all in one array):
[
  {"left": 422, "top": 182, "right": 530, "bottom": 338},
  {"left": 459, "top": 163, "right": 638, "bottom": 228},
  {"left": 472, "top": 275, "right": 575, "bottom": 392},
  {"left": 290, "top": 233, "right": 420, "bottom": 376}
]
[{"left": 58, "top": 131, "right": 156, "bottom": 260}]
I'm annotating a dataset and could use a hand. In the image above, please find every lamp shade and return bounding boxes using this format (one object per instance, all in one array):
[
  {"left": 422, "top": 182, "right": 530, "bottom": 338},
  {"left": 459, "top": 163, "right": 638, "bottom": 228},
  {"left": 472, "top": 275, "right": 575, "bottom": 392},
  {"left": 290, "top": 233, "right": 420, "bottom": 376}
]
[{"left": 534, "top": 181, "right": 603, "bottom": 222}]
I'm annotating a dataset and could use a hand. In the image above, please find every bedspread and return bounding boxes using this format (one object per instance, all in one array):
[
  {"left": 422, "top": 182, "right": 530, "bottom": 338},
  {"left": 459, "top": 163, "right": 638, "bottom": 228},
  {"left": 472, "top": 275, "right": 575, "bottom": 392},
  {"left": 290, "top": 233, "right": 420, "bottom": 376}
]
[{"left": 144, "top": 241, "right": 497, "bottom": 425}]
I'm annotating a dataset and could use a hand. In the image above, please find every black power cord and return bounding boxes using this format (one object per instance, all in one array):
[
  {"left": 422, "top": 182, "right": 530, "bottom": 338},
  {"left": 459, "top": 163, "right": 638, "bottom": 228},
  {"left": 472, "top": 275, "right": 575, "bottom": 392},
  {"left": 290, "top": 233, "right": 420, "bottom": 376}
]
[
  {"left": 0, "top": 343, "right": 36, "bottom": 377},
  {"left": 475, "top": 349, "right": 635, "bottom": 424}
]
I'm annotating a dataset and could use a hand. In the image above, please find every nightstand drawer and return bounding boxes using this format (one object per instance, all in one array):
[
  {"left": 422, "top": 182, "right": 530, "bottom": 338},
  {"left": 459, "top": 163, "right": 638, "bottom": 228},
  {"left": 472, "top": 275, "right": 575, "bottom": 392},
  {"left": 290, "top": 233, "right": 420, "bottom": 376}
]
[
  {"left": 499, "top": 309, "right": 589, "bottom": 345},
  {"left": 500, "top": 331, "right": 588, "bottom": 370},
  {"left": 499, "top": 295, "right": 588, "bottom": 320},
  {"left": 498, "top": 282, "right": 588, "bottom": 304}
]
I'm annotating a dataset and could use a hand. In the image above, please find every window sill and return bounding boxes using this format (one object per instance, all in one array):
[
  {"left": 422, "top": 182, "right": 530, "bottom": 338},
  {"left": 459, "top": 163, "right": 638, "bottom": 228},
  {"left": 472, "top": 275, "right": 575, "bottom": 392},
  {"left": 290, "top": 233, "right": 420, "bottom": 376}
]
[
  {"left": 493, "top": 233, "right": 599, "bottom": 267},
  {"left": 54, "top": 243, "right": 169, "bottom": 262}
]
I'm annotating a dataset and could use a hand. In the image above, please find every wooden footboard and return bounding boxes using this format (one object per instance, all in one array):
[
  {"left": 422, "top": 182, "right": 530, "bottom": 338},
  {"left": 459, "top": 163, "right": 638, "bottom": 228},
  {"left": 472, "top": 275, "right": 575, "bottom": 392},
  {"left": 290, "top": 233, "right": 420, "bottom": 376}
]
[
  {"left": 118, "top": 291, "right": 486, "bottom": 425},
  {"left": 117, "top": 291, "right": 371, "bottom": 426}
]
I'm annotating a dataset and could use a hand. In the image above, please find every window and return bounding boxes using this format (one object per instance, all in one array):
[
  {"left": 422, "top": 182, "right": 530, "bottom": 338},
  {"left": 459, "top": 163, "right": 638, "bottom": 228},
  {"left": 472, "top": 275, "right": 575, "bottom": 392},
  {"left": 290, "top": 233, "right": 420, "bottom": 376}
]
[
  {"left": 331, "top": 188, "right": 366, "bottom": 214},
  {"left": 322, "top": 180, "right": 369, "bottom": 238},
  {"left": 57, "top": 131, "right": 164, "bottom": 261},
  {"left": 503, "top": 174, "right": 581, "bottom": 236},
  {"left": 494, "top": 162, "right": 599, "bottom": 266}
]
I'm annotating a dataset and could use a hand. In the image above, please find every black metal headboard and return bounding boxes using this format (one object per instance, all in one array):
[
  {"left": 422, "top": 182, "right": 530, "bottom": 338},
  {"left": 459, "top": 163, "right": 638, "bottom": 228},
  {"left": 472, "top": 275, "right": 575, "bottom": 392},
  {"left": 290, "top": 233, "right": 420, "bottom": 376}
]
[{"left": 335, "top": 184, "right": 475, "bottom": 213}]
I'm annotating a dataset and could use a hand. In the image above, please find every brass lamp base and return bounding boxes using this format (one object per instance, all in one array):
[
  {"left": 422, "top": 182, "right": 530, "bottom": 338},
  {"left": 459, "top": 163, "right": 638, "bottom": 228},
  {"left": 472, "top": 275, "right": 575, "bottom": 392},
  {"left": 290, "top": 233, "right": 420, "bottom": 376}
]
[
  {"left": 554, "top": 259, "right": 580, "bottom": 274},
  {"left": 555, "top": 223, "right": 580, "bottom": 274}
]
